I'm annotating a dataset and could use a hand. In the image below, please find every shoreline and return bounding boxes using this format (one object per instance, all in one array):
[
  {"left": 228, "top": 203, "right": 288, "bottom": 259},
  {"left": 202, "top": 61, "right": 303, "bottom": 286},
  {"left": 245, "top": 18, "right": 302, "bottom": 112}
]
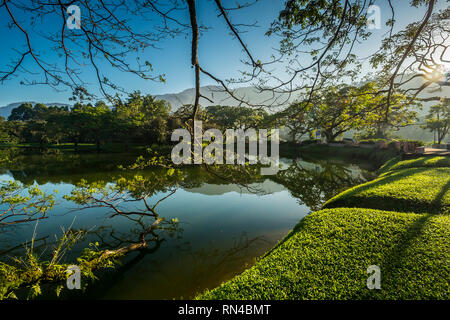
[{"left": 197, "top": 155, "right": 450, "bottom": 300}]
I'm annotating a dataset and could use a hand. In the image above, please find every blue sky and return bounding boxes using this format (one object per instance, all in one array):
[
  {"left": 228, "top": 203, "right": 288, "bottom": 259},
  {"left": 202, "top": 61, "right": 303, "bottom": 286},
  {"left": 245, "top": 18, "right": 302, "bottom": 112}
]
[{"left": 0, "top": 0, "right": 446, "bottom": 106}]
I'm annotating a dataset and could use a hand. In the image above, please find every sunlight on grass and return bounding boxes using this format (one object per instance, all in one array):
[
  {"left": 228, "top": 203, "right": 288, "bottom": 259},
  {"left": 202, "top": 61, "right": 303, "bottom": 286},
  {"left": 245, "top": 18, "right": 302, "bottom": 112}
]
[{"left": 198, "top": 208, "right": 450, "bottom": 300}]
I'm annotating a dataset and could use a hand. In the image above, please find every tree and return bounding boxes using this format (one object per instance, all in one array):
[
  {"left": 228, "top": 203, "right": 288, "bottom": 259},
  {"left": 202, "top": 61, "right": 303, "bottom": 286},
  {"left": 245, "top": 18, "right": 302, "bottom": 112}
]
[
  {"left": 356, "top": 92, "right": 420, "bottom": 139},
  {"left": 284, "top": 81, "right": 419, "bottom": 143},
  {"left": 173, "top": 104, "right": 208, "bottom": 125},
  {"left": 21, "top": 120, "right": 49, "bottom": 147},
  {"left": 8, "top": 103, "right": 36, "bottom": 121},
  {"left": 263, "top": 0, "right": 448, "bottom": 113},
  {"left": 114, "top": 91, "right": 171, "bottom": 145},
  {"left": 305, "top": 84, "right": 376, "bottom": 142},
  {"left": 206, "top": 105, "right": 268, "bottom": 130},
  {"left": 7, "top": 103, "right": 52, "bottom": 121},
  {"left": 0, "top": 117, "right": 13, "bottom": 143},
  {"left": 423, "top": 101, "right": 450, "bottom": 144},
  {"left": 274, "top": 102, "right": 313, "bottom": 142}
]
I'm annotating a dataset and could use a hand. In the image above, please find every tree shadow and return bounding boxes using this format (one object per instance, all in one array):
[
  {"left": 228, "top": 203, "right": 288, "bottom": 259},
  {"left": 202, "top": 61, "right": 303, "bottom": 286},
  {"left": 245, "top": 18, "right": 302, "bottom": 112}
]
[
  {"left": 356, "top": 213, "right": 432, "bottom": 299},
  {"left": 325, "top": 167, "right": 447, "bottom": 214},
  {"left": 432, "top": 178, "right": 450, "bottom": 214}
]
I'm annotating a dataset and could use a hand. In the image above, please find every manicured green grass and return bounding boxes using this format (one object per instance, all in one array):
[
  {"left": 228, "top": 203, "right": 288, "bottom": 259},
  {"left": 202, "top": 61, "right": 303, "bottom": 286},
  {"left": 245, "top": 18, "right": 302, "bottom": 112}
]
[
  {"left": 323, "top": 167, "right": 450, "bottom": 214},
  {"left": 198, "top": 208, "right": 450, "bottom": 300},
  {"left": 378, "top": 156, "right": 450, "bottom": 175}
]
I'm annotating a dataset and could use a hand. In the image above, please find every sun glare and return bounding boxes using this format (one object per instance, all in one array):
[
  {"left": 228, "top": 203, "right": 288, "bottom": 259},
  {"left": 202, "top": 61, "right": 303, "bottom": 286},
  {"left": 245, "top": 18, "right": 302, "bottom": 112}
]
[{"left": 424, "top": 65, "right": 447, "bottom": 83}]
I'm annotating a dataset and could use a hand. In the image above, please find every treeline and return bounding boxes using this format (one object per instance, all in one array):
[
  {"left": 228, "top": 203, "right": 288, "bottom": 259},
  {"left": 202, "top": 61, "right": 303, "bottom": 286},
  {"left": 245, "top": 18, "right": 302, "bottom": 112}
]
[
  {"left": 2, "top": 83, "right": 447, "bottom": 149},
  {"left": 0, "top": 91, "right": 270, "bottom": 150}
]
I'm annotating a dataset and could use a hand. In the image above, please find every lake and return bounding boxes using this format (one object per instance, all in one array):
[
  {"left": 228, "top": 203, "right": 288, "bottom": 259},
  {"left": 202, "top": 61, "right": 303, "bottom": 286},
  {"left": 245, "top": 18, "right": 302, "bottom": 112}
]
[{"left": 0, "top": 149, "right": 375, "bottom": 299}]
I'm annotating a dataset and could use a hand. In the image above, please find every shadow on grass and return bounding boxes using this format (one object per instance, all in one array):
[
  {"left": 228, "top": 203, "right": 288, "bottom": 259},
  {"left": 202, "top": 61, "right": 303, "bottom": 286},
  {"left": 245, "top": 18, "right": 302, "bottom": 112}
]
[
  {"left": 356, "top": 213, "right": 431, "bottom": 299},
  {"left": 433, "top": 179, "right": 450, "bottom": 214},
  {"left": 324, "top": 167, "right": 450, "bottom": 214}
]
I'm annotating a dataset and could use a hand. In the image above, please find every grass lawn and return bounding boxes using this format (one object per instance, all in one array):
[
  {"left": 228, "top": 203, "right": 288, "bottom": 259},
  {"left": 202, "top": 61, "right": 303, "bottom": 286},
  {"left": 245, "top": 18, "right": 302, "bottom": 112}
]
[
  {"left": 378, "top": 156, "right": 450, "bottom": 175},
  {"left": 198, "top": 208, "right": 450, "bottom": 299},
  {"left": 323, "top": 167, "right": 450, "bottom": 214}
]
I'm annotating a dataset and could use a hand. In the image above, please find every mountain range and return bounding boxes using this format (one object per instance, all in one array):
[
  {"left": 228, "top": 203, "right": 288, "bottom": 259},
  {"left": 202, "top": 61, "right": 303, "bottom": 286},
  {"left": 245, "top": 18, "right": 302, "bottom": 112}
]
[
  {"left": 0, "top": 86, "right": 295, "bottom": 119},
  {"left": 0, "top": 80, "right": 448, "bottom": 120}
]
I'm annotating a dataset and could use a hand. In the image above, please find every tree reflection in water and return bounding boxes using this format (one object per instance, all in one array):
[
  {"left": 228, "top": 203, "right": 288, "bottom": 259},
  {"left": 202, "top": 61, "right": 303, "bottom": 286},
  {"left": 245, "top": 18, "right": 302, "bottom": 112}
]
[
  {"left": 0, "top": 149, "right": 375, "bottom": 299},
  {"left": 272, "top": 159, "right": 374, "bottom": 211}
]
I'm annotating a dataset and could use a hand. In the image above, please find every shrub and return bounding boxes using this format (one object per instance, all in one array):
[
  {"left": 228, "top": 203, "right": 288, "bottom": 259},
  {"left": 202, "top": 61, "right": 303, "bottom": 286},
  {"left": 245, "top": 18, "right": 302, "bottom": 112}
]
[
  {"left": 358, "top": 138, "right": 387, "bottom": 144},
  {"left": 198, "top": 208, "right": 450, "bottom": 300}
]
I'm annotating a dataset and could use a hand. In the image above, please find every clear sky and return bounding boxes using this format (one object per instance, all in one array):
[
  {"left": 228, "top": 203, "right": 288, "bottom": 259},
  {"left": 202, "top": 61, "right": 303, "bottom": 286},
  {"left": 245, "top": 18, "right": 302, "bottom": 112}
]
[{"left": 0, "top": 0, "right": 446, "bottom": 106}]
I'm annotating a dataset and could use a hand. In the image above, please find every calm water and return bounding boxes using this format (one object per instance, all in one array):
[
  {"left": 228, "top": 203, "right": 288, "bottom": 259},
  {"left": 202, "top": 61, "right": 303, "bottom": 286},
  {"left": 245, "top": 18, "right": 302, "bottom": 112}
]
[{"left": 0, "top": 149, "right": 374, "bottom": 299}]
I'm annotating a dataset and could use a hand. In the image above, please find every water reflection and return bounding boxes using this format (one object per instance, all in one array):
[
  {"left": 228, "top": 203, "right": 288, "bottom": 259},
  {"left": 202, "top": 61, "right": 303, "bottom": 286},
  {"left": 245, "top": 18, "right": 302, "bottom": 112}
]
[
  {"left": 0, "top": 149, "right": 375, "bottom": 299},
  {"left": 273, "top": 159, "right": 374, "bottom": 211}
]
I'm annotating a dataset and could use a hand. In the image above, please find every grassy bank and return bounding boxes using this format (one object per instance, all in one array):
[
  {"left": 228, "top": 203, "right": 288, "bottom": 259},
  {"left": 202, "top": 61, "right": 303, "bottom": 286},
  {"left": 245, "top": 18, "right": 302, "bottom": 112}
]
[
  {"left": 378, "top": 156, "right": 450, "bottom": 175},
  {"left": 199, "top": 208, "right": 449, "bottom": 299},
  {"left": 198, "top": 156, "right": 450, "bottom": 299},
  {"left": 324, "top": 167, "right": 450, "bottom": 214}
]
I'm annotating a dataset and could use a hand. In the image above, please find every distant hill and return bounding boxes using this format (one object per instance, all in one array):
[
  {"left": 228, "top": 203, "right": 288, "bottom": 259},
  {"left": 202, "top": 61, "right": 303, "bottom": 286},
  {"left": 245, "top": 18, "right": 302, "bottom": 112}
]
[
  {"left": 153, "top": 79, "right": 449, "bottom": 114},
  {"left": 0, "top": 86, "right": 295, "bottom": 118},
  {"left": 0, "top": 101, "right": 71, "bottom": 119},
  {"left": 154, "top": 85, "right": 296, "bottom": 112},
  {"left": 395, "top": 77, "right": 449, "bottom": 117},
  {"left": 1, "top": 77, "right": 447, "bottom": 119}
]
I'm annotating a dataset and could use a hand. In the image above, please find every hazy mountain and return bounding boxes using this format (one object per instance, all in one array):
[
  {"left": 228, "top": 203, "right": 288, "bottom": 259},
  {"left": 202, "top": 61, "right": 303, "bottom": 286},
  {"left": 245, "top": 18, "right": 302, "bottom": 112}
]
[
  {"left": 0, "top": 101, "right": 71, "bottom": 119},
  {"left": 0, "top": 86, "right": 294, "bottom": 118},
  {"left": 154, "top": 77, "right": 450, "bottom": 114},
  {"left": 1, "top": 77, "right": 447, "bottom": 119},
  {"left": 155, "top": 85, "right": 297, "bottom": 112},
  {"left": 395, "top": 77, "right": 449, "bottom": 117}
]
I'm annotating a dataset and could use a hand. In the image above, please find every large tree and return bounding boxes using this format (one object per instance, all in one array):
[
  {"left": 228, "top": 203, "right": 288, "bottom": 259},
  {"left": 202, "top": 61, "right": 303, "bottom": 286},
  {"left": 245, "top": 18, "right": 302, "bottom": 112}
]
[
  {"left": 206, "top": 105, "right": 268, "bottom": 130},
  {"left": 423, "top": 101, "right": 450, "bottom": 144},
  {"left": 0, "top": 0, "right": 447, "bottom": 146}
]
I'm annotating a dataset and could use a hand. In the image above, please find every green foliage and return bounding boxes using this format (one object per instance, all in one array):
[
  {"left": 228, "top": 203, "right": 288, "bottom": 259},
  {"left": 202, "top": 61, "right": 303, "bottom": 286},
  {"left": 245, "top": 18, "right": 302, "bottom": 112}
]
[
  {"left": 0, "top": 181, "right": 55, "bottom": 225},
  {"left": 301, "top": 139, "right": 320, "bottom": 145},
  {"left": 206, "top": 105, "right": 269, "bottom": 130},
  {"left": 324, "top": 167, "right": 450, "bottom": 214},
  {"left": 2, "top": 93, "right": 177, "bottom": 148},
  {"left": 0, "top": 229, "right": 122, "bottom": 300},
  {"left": 280, "top": 82, "right": 417, "bottom": 143},
  {"left": 377, "top": 156, "right": 401, "bottom": 174},
  {"left": 422, "top": 102, "right": 450, "bottom": 144},
  {"left": 358, "top": 138, "right": 387, "bottom": 144},
  {"left": 198, "top": 208, "right": 450, "bottom": 300}
]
